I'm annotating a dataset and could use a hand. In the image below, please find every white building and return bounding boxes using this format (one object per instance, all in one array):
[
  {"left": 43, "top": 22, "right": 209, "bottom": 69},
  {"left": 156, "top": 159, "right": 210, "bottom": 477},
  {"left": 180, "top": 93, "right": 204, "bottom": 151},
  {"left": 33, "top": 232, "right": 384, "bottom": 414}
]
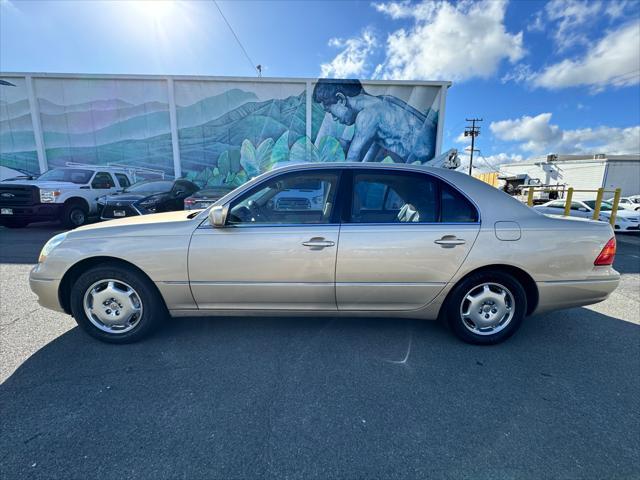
[{"left": 499, "top": 154, "right": 640, "bottom": 200}]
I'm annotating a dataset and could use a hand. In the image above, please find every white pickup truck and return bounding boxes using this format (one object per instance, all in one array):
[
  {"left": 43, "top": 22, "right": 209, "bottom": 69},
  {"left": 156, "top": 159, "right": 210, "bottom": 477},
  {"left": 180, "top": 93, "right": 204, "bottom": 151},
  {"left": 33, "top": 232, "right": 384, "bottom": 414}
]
[{"left": 0, "top": 166, "right": 134, "bottom": 228}]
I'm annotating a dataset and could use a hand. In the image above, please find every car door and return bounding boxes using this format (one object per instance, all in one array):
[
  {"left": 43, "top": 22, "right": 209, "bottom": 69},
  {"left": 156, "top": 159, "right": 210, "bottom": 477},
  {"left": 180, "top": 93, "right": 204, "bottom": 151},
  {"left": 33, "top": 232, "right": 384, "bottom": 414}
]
[
  {"left": 91, "top": 172, "right": 118, "bottom": 210},
  {"left": 335, "top": 170, "right": 480, "bottom": 311},
  {"left": 188, "top": 169, "right": 342, "bottom": 310}
]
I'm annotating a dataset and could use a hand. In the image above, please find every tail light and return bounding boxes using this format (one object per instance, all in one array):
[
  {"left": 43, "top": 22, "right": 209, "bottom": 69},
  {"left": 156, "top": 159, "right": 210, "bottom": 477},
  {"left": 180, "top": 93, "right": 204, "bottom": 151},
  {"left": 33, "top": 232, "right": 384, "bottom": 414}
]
[
  {"left": 594, "top": 237, "right": 616, "bottom": 266},
  {"left": 184, "top": 198, "right": 195, "bottom": 205}
]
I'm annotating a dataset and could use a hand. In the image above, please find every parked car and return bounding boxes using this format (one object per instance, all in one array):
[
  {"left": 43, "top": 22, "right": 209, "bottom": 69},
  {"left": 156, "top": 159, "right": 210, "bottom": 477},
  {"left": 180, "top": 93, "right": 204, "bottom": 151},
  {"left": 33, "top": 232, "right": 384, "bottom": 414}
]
[
  {"left": 99, "top": 179, "right": 199, "bottom": 219},
  {"left": 30, "top": 163, "right": 619, "bottom": 345},
  {"left": 607, "top": 196, "right": 640, "bottom": 212},
  {"left": 184, "top": 187, "right": 234, "bottom": 210},
  {"left": 534, "top": 199, "right": 640, "bottom": 232},
  {"left": 0, "top": 167, "right": 133, "bottom": 228}
]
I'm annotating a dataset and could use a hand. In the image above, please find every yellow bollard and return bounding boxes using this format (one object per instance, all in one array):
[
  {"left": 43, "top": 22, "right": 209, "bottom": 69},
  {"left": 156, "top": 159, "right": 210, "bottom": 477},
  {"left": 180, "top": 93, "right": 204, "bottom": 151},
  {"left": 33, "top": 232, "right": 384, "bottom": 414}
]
[
  {"left": 610, "top": 188, "right": 622, "bottom": 227},
  {"left": 564, "top": 188, "right": 574, "bottom": 216},
  {"left": 527, "top": 187, "right": 535, "bottom": 207},
  {"left": 592, "top": 187, "right": 604, "bottom": 220}
]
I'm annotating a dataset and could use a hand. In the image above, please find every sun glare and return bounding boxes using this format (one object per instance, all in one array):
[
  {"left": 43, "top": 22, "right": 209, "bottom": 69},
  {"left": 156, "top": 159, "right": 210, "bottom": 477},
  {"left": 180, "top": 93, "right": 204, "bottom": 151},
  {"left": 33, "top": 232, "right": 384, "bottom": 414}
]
[{"left": 131, "top": 0, "right": 177, "bottom": 25}]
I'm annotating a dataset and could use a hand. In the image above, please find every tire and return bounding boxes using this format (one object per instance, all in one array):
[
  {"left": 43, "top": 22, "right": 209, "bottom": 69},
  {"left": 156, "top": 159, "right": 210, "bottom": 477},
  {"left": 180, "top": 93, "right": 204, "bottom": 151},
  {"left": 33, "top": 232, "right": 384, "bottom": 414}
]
[
  {"left": 1, "top": 219, "right": 29, "bottom": 228},
  {"left": 70, "top": 264, "right": 167, "bottom": 343},
  {"left": 62, "top": 202, "right": 88, "bottom": 229},
  {"left": 444, "top": 271, "right": 527, "bottom": 345}
]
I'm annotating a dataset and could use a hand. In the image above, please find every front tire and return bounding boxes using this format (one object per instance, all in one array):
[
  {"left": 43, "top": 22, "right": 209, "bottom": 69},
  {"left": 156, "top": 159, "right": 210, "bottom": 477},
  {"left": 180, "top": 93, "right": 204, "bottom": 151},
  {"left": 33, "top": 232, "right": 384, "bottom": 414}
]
[
  {"left": 62, "top": 202, "right": 88, "bottom": 229},
  {"left": 1, "top": 219, "right": 29, "bottom": 228},
  {"left": 70, "top": 264, "right": 167, "bottom": 343},
  {"left": 444, "top": 271, "right": 527, "bottom": 345}
]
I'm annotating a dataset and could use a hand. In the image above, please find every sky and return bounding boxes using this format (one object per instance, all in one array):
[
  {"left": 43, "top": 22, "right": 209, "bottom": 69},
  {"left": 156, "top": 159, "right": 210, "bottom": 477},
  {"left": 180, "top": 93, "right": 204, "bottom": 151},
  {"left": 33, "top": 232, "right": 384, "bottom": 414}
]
[{"left": 1, "top": 0, "right": 639, "bottom": 171}]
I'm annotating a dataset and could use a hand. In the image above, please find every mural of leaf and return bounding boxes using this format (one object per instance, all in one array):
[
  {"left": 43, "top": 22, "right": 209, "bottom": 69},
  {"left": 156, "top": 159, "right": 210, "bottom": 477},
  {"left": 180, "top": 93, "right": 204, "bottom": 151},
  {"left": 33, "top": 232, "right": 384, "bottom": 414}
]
[
  {"left": 240, "top": 139, "right": 260, "bottom": 178},
  {"left": 271, "top": 131, "right": 290, "bottom": 165},
  {"left": 256, "top": 137, "right": 275, "bottom": 173},
  {"left": 315, "top": 136, "right": 345, "bottom": 162},
  {"left": 382, "top": 156, "right": 395, "bottom": 163},
  {"left": 217, "top": 150, "right": 231, "bottom": 177},
  {"left": 289, "top": 136, "right": 319, "bottom": 163}
]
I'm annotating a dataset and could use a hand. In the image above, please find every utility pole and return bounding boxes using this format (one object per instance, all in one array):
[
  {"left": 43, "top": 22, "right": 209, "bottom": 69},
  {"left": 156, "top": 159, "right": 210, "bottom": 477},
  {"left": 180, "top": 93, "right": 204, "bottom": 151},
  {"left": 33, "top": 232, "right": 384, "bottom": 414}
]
[{"left": 464, "top": 118, "right": 482, "bottom": 175}]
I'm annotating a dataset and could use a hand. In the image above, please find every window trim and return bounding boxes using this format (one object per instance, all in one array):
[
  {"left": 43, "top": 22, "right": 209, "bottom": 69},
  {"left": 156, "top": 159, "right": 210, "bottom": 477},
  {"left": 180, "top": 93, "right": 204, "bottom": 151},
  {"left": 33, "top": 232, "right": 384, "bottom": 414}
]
[
  {"left": 222, "top": 169, "right": 345, "bottom": 228},
  {"left": 342, "top": 168, "right": 480, "bottom": 226}
]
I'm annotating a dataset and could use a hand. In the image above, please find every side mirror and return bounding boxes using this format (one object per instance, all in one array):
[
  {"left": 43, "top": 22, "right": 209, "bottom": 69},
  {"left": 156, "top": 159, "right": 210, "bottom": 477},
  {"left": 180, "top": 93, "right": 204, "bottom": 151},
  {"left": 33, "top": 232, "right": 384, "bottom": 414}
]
[
  {"left": 209, "top": 205, "right": 228, "bottom": 228},
  {"left": 174, "top": 190, "right": 184, "bottom": 197},
  {"left": 578, "top": 207, "right": 588, "bottom": 212}
]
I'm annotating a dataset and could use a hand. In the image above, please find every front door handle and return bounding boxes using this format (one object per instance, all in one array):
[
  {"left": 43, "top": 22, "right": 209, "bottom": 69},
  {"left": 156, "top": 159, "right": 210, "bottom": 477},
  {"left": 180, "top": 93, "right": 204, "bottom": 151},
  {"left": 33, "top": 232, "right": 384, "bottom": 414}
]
[
  {"left": 302, "top": 237, "right": 335, "bottom": 249},
  {"left": 434, "top": 235, "right": 466, "bottom": 248}
]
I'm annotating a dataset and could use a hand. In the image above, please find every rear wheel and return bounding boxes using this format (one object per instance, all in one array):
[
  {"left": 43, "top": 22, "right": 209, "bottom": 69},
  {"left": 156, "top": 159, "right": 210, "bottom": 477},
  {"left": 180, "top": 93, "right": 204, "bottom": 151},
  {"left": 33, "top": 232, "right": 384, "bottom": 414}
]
[
  {"left": 70, "top": 264, "right": 167, "bottom": 343},
  {"left": 62, "top": 202, "right": 88, "bottom": 228},
  {"left": 444, "top": 271, "right": 527, "bottom": 345}
]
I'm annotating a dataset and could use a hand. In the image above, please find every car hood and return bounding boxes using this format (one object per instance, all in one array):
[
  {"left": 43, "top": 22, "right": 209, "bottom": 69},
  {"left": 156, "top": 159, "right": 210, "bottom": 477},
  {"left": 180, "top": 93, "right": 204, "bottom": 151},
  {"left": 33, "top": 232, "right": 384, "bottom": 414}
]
[
  {"left": 102, "top": 192, "right": 163, "bottom": 203},
  {"left": 0, "top": 180, "right": 82, "bottom": 189},
  {"left": 69, "top": 210, "right": 200, "bottom": 238}
]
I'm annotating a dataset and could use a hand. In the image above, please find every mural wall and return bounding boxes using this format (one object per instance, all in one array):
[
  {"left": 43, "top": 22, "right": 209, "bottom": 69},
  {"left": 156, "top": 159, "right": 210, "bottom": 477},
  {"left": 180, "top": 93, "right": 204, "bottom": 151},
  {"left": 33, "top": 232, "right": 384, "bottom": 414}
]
[{"left": 0, "top": 75, "right": 447, "bottom": 187}]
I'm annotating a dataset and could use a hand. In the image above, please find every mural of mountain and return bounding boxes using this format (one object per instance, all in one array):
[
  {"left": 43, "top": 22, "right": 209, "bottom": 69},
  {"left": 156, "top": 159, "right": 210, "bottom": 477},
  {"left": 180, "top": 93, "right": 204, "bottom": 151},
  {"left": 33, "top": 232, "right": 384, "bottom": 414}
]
[{"left": 176, "top": 88, "right": 258, "bottom": 129}]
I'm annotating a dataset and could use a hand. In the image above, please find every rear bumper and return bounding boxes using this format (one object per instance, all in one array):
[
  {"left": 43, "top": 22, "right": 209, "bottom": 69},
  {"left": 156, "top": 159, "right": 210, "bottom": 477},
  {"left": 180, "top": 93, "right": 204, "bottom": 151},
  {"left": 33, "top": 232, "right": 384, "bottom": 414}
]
[
  {"left": 29, "top": 268, "right": 65, "bottom": 313},
  {"left": 534, "top": 277, "right": 620, "bottom": 315},
  {"left": 0, "top": 203, "right": 63, "bottom": 222}
]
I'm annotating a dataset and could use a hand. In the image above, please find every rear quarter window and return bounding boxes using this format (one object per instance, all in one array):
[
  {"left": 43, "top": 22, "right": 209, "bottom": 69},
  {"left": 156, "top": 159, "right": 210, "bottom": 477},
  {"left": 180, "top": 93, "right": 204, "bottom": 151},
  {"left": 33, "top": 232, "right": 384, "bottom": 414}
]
[{"left": 440, "top": 184, "right": 478, "bottom": 223}]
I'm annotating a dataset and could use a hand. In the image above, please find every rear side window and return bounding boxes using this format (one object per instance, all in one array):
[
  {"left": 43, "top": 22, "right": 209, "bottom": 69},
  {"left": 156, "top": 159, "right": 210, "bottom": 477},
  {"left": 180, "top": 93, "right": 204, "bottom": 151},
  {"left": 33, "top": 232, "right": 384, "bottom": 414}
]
[
  {"left": 115, "top": 173, "right": 130, "bottom": 188},
  {"left": 440, "top": 183, "right": 478, "bottom": 223},
  {"left": 349, "top": 171, "right": 478, "bottom": 224}
]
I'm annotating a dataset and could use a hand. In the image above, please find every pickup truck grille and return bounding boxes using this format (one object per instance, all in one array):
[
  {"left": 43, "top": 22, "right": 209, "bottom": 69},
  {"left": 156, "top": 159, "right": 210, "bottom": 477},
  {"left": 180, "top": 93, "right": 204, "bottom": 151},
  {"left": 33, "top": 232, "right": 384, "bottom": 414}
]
[{"left": 0, "top": 185, "right": 38, "bottom": 206}]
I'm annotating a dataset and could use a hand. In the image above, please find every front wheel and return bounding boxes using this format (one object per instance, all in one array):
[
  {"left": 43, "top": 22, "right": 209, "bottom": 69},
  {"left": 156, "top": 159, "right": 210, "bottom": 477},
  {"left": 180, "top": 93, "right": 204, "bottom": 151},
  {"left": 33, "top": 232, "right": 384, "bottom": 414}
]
[
  {"left": 70, "top": 264, "right": 167, "bottom": 343},
  {"left": 62, "top": 203, "right": 88, "bottom": 228},
  {"left": 444, "top": 271, "right": 527, "bottom": 345}
]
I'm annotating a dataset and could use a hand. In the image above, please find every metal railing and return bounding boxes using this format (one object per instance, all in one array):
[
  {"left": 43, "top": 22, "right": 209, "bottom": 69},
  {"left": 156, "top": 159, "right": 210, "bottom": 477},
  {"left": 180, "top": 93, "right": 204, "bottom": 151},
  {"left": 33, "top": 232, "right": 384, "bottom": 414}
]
[{"left": 524, "top": 186, "right": 622, "bottom": 227}]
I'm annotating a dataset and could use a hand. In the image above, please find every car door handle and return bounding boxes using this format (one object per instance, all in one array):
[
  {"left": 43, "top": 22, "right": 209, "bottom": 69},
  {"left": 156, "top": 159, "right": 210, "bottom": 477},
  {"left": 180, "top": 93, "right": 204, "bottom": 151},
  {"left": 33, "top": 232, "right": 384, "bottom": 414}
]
[
  {"left": 434, "top": 236, "right": 466, "bottom": 247},
  {"left": 302, "top": 237, "right": 335, "bottom": 248}
]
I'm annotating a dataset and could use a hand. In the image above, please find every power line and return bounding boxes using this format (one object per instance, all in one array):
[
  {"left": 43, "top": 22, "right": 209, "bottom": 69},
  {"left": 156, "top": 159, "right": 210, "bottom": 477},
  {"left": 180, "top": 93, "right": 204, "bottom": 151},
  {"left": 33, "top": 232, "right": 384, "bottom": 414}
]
[
  {"left": 211, "top": 0, "right": 260, "bottom": 77},
  {"left": 463, "top": 118, "right": 482, "bottom": 175}
]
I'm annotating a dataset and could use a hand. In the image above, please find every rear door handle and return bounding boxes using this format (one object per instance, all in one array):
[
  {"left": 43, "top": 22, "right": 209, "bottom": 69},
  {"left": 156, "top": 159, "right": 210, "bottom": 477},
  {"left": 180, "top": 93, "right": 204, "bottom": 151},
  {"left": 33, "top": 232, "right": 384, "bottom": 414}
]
[
  {"left": 302, "top": 237, "right": 335, "bottom": 248},
  {"left": 434, "top": 236, "right": 466, "bottom": 248}
]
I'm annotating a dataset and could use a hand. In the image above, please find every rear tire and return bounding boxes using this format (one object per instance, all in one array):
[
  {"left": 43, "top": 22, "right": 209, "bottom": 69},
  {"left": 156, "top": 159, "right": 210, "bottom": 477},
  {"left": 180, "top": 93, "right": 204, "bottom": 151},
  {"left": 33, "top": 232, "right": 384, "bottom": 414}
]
[
  {"left": 444, "top": 271, "right": 527, "bottom": 345},
  {"left": 62, "top": 202, "right": 88, "bottom": 229},
  {"left": 70, "top": 264, "right": 167, "bottom": 343}
]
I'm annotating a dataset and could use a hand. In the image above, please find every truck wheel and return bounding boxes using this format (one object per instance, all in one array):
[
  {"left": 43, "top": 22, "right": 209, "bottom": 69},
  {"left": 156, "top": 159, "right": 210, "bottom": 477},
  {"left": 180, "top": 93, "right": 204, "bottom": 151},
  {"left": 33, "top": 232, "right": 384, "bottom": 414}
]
[
  {"left": 444, "top": 271, "right": 527, "bottom": 345},
  {"left": 62, "top": 202, "right": 88, "bottom": 228},
  {"left": 1, "top": 219, "right": 29, "bottom": 228},
  {"left": 70, "top": 264, "right": 167, "bottom": 343}
]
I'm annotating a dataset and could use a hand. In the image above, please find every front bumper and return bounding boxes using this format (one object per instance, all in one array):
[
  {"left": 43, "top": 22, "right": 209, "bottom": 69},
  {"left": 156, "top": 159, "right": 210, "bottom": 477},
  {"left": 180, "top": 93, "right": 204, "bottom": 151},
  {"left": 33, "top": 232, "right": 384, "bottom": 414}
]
[
  {"left": 0, "top": 203, "right": 63, "bottom": 222},
  {"left": 29, "top": 266, "right": 65, "bottom": 313},
  {"left": 534, "top": 277, "right": 620, "bottom": 315},
  {"left": 100, "top": 203, "right": 142, "bottom": 220}
]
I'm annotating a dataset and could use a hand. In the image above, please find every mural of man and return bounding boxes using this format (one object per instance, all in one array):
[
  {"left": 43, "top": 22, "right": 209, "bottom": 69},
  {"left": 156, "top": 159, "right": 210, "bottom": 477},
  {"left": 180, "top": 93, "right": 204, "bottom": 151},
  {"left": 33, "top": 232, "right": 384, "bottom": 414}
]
[{"left": 312, "top": 79, "right": 437, "bottom": 163}]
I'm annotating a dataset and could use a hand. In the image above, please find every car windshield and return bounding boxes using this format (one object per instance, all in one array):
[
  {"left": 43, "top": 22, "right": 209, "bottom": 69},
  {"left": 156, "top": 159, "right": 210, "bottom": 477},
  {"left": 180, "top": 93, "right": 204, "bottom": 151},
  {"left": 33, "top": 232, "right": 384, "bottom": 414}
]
[
  {"left": 124, "top": 180, "right": 173, "bottom": 193},
  {"left": 38, "top": 168, "right": 93, "bottom": 184},
  {"left": 584, "top": 200, "right": 613, "bottom": 211}
]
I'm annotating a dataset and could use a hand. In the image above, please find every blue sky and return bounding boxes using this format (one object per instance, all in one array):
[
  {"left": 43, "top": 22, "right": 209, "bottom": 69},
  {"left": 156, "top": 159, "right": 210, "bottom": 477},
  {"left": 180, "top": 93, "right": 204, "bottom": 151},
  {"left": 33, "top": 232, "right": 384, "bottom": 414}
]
[{"left": 1, "top": 0, "right": 638, "bottom": 169}]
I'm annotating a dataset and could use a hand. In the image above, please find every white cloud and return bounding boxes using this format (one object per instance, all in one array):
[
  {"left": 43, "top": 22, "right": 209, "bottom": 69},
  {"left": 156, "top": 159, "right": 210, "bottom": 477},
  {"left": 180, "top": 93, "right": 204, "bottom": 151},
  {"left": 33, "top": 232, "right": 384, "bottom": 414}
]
[
  {"left": 545, "top": 0, "right": 604, "bottom": 51},
  {"left": 320, "top": 28, "right": 378, "bottom": 78},
  {"left": 490, "top": 113, "right": 640, "bottom": 155},
  {"left": 372, "top": 0, "right": 525, "bottom": 82},
  {"left": 532, "top": 21, "right": 640, "bottom": 91}
]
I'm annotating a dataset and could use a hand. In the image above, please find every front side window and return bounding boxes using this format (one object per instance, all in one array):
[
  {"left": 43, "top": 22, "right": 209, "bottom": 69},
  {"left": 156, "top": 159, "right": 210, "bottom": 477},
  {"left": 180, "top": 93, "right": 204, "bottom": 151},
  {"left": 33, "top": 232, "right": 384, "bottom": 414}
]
[
  {"left": 91, "top": 172, "right": 115, "bottom": 189},
  {"left": 228, "top": 171, "right": 339, "bottom": 225},
  {"left": 350, "top": 171, "right": 477, "bottom": 224}
]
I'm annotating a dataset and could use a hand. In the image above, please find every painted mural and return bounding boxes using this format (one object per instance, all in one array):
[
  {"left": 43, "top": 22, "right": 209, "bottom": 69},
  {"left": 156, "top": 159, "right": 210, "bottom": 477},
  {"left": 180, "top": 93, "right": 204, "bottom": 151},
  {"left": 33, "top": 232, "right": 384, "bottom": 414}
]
[{"left": 0, "top": 75, "right": 444, "bottom": 188}]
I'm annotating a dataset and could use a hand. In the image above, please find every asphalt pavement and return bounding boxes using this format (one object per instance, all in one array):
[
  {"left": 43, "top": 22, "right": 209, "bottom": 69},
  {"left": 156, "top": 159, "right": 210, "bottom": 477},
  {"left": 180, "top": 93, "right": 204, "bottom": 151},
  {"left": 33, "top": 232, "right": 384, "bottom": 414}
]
[{"left": 1, "top": 224, "right": 638, "bottom": 479}]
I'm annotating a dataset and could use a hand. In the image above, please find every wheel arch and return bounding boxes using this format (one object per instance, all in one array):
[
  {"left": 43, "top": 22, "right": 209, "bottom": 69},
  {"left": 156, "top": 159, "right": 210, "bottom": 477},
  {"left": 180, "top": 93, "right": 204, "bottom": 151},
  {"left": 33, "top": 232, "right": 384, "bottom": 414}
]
[
  {"left": 440, "top": 264, "right": 539, "bottom": 318},
  {"left": 63, "top": 196, "right": 90, "bottom": 212},
  {"left": 58, "top": 256, "right": 167, "bottom": 315}
]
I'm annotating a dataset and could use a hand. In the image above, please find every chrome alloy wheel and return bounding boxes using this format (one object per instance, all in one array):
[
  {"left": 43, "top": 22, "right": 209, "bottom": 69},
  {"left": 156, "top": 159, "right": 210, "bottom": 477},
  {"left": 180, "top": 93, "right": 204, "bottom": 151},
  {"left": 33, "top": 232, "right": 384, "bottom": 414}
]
[
  {"left": 83, "top": 279, "right": 143, "bottom": 334},
  {"left": 459, "top": 282, "right": 515, "bottom": 336}
]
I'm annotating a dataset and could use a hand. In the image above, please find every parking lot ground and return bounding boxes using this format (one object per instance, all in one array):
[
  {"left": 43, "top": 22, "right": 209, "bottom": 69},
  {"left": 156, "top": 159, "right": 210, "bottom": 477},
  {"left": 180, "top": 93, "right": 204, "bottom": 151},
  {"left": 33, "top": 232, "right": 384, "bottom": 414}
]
[{"left": 1, "top": 226, "right": 639, "bottom": 479}]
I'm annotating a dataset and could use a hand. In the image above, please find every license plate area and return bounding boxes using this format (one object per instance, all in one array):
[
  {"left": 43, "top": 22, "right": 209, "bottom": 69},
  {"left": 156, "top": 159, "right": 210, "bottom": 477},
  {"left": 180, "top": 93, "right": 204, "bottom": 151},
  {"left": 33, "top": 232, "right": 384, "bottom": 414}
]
[
  {"left": 113, "top": 210, "right": 126, "bottom": 217},
  {"left": 1, "top": 208, "right": 13, "bottom": 215}
]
